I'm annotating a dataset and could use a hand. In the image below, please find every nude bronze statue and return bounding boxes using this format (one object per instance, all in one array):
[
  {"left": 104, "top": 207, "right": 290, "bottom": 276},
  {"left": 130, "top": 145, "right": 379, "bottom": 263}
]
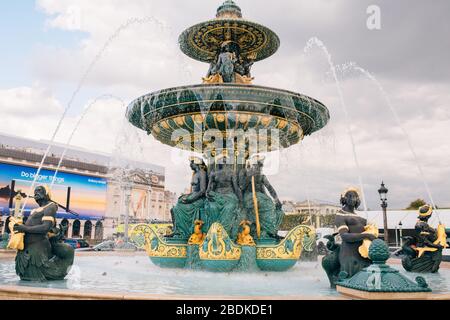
[
  {"left": 204, "top": 41, "right": 254, "bottom": 84},
  {"left": 400, "top": 204, "right": 447, "bottom": 273},
  {"left": 322, "top": 188, "right": 377, "bottom": 288},
  {"left": 205, "top": 154, "right": 243, "bottom": 239},
  {"left": 206, "top": 41, "right": 237, "bottom": 83},
  {"left": 241, "top": 155, "right": 284, "bottom": 240},
  {"left": 12, "top": 186, "right": 74, "bottom": 281},
  {"left": 169, "top": 157, "right": 208, "bottom": 239}
]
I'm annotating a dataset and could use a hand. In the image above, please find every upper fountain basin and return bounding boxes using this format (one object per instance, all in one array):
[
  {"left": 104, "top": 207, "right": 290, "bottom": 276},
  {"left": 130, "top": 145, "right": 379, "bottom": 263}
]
[
  {"left": 126, "top": 83, "right": 330, "bottom": 152},
  {"left": 179, "top": 18, "right": 280, "bottom": 64}
]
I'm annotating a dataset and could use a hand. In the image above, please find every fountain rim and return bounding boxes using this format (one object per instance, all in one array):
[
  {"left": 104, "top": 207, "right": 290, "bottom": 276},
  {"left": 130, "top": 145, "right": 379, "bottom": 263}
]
[
  {"left": 129, "top": 83, "right": 329, "bottom": 115},
  {"left": 126, "top": 83, "right": 330, "bottom": 149}
]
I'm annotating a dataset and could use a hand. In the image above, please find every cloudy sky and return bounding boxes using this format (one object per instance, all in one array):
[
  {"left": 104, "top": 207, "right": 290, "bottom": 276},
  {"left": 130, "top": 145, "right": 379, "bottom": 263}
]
[{"left": 1, "top": 0, "right": 449, "bottom": 209}]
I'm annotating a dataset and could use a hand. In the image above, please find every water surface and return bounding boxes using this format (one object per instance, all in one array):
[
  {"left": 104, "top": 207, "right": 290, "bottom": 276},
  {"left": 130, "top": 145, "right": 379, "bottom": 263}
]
[{"left": 0, "top": 255, "right": 447, "bottom": 297}]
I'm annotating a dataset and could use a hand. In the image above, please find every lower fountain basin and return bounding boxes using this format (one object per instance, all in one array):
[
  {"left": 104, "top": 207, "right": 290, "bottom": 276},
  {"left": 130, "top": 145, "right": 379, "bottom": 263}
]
[{"left": 0, "top": 253, "right": 449, "bottom": 299}]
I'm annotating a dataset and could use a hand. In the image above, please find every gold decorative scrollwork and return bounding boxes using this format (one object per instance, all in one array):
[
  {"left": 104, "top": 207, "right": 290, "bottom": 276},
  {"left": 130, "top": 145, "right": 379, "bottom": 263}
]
[
  {"left": 191, "top": 23, "right": 267, "bottom": 58},
  {"left": 199, "top": 223, "right": 241, "bottom": 260},
  {"left": 256, "top": 225, "right": 315, "bottom": 260},
  {"left": 134, "top": 224, "right": 187, "bottom": 259}
]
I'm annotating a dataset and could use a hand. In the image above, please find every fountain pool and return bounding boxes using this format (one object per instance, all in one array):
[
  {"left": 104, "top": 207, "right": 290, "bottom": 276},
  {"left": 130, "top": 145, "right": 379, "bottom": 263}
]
[{"left": 0, "top": 253, "right": 449, "bottom": 299}]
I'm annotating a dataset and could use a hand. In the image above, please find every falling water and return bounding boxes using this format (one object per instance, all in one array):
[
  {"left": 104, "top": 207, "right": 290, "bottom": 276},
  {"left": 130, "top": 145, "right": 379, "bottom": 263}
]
[
  {"left": 341, "top": 62, "right": 440, "bottom": 222},
  {"left": 19, "top": 16, "right": 174, "bottom": 213},
  {"left": 304, "top": 37, "right": 369, "bottom": 216},
  {"left": 50, "top": 94, "right": 126, "bottom": 188}
]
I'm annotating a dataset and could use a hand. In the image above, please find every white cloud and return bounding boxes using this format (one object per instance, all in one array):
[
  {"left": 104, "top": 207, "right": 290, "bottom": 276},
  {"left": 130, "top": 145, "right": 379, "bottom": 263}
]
[{"left": 0, "top": 85, "right": 62, "bottom": 116}]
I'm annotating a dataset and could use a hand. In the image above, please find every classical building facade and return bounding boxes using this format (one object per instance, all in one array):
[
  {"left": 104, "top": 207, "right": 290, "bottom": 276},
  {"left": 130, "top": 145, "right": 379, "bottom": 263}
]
[{"left": 106, "top": 168, "right": 177, "bottom": 225}]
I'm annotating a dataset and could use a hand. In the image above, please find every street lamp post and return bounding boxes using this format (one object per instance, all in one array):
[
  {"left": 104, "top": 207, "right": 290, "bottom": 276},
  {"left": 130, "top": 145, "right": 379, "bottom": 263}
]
[
  {"left": 378, "top": 181, "right": 389, "bottom": 245},
  {"left": 399, "top": 221, "right": 403, "bottom": 247}
]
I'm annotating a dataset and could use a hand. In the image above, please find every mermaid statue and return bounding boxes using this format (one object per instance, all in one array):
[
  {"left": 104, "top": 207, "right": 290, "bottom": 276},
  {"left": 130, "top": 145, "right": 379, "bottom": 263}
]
[
  {"left": 205, "top": 154, "right": 243, "bottom": 239},
  {"left": 10, "top": 186, "right": 74, "bottom": 281},
  {"left": 322, "top": 188, "right": 377, "bottom": 288},
  {"left": 400, "top": 204, "right": 447, "bottom": 273},
  {"left": 241, "top": 155, "right": 284, "bottom": 240},
  {"left": 168, "top": 157, "right": 208, "bottom": 240}
]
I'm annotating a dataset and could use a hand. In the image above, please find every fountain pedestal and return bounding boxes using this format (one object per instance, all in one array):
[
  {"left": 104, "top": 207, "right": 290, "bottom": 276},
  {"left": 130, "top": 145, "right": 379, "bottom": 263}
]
[
  {"left": 141, "top": 222, "right": 315, "bottom": 272},
  {"left": 336, "top": 239, "right": 432, "bottom": 299}
]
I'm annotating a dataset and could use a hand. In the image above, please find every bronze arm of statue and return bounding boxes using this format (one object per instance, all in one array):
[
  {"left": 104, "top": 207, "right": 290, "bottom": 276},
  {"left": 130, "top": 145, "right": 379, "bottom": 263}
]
[
  {"left": 205, "top": 171, "right": 215, "bottom": 200},
  {"left": 335, "top": 215, "right": 376, "bottom": 243},
  {"left": 232, "top": 173, "right": 244, "bottom": 205},
  {"left": 235, "top": 57, "right": 254, "bottom": 77},
  {"left": 206, "top": 61, "right": 218, "bottom": 78},
  {"left": 14, "top": 221, "right": 53, "bottom": 234},
  {"left": 339, "top": 229, "right": 376, "bottom": 243},
  {"left": 420, "top": 232, "right": 443, "bottom": 249},
  {"left": 262, "top": 175, "right": 282, "bottom": 210}
]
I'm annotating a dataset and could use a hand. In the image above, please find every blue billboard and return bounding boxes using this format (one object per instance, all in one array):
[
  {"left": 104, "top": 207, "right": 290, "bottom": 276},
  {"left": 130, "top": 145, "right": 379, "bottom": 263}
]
[{"left": 0, "top": 162, "right": 107, "bottom": 220}]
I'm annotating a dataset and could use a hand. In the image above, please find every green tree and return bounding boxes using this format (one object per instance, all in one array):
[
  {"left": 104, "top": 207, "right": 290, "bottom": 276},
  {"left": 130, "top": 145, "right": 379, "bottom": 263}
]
[
  {"left": 280, "top": 214, "right": 311, "bottom": 231},
  {"left": 406, "top": 199, "right": 426, "bottom": 210},
  {"left": 321, "top": 214, "right": 336, "bottom": 228}
]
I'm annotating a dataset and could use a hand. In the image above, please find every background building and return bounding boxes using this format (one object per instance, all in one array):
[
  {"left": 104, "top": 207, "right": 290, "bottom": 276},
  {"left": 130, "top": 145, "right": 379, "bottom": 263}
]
[
  {"left": 282, "top": 197, "right": 450, "bottom": 248},
  {"left": 281, "top": 200, "right": 340, "bottom": 229},
  {"left": 0, "top": 133, "right": 176, "bottom": 244}
]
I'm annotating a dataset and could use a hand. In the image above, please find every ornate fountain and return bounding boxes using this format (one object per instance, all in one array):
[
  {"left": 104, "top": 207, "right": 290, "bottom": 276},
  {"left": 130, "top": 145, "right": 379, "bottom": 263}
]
[{"left": 126, "top": 0, "right": 330, "bottom": 272}]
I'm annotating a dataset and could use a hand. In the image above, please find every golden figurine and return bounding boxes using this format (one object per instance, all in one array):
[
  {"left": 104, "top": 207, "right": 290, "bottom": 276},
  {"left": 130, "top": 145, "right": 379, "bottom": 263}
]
[
  {"left": 237, "top": 220, "right": 256, "bottom": 246},
  {"left": 7, "top": 190, "right": 27, "bottom": 250},
  {"left": 8, "top": 216, "right": 24, "bottom": 250},
  {"left": 188, "top": 220, "right": 206, "bottom": 245}
]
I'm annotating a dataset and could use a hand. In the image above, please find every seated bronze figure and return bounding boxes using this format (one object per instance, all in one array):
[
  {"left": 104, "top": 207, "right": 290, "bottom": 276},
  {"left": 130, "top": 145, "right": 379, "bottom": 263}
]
[
  {"left": 400, "top": 205, "right": 447, "bottom": 273},
  {"left": 11, "top": 186, "right": 74, "bottom": 282},
  {"left": 322, "top": 188, "right": 377, "bottom": 288}
]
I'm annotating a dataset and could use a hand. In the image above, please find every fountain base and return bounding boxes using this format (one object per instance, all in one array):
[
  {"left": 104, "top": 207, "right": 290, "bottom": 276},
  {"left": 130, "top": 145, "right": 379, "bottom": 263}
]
[
  {"left": 140, "top": 223, "right": 315, "bottom": 272},
  {"left": 336, "top": 286, "right": 433, "bottom": 300}
]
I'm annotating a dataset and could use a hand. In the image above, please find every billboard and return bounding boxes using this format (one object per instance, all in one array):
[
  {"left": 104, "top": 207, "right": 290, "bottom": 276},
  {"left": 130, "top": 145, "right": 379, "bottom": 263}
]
[{"left": 0, "top": 162, "right": 107, "bottom": 220}]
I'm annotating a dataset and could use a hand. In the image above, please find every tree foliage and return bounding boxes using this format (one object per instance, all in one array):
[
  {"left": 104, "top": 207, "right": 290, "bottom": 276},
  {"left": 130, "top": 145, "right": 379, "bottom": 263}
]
[
  {"left": 406, "top": 199, "right": 426, "bottom": 210},
  {"left": 280, "top": 213, "right": 336, "bottom": 230}
]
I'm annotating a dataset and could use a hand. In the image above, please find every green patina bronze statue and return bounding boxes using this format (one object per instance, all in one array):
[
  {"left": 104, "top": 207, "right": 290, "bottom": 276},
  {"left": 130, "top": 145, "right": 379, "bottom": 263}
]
[
  {"left": 205, "top": 154, "right": 243, "bottom": 239},
  {"left": 169, "top": 157, "right": 208, "bottom": 239},
  {"left": 322, "top": 188, "right": 377, "bottom": 288},
  {"left": 12, "top": 186, "right": 74, "bottom": 282},
  {"left": 203, "top": 37, "right": 255, "bottom": 84},
  {"left": 241, "top": 155, "right": 284, "bottom": 240},
  {"left": 207, "top": 42, "right": 238, "bottom": 83},
  {"left": 400, "top": 205, "right": 447, "bottom": 273}
]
